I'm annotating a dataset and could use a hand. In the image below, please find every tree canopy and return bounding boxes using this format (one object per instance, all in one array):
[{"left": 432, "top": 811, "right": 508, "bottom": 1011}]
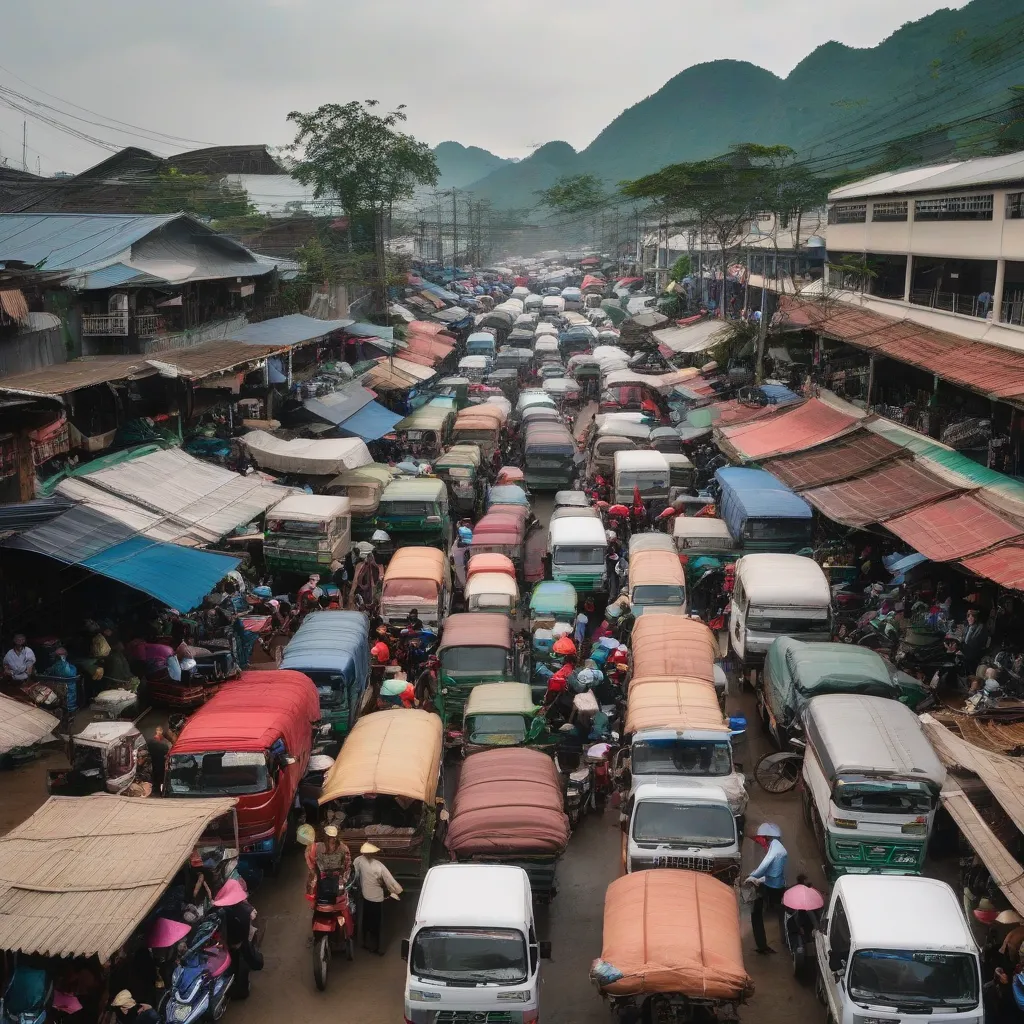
[{"left": 535, "top": 173, "right": 608, "bottom": 215}]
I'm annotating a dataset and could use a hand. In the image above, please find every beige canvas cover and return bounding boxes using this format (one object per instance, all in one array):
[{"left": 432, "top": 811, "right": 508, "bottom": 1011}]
[
  {"left": 597, "top": 869, "right": 753, "bottom": 999},
  {"left": 626, "top": 677, "right": 727, "bottom": 735},
  {"left": 630, "top": 615, "right": 717, "bottom": 683},
  {"left": 319, "top": 709, "right": 442, "bottom": 805}
]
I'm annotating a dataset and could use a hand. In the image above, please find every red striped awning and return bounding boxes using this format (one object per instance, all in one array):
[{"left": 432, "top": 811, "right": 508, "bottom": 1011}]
[
  {"left": 718, "top": 399, "right": 861, "bottom": 461},
  {"left": 960, "top": 544, "right": 1024, "bottom": 592},
  {"left": 802, "top": 462, "right": 962, "bottom": 527},
  {"left": 764, "top": 430, "right": 905, "bottom": 490},
  {"left": 885, "top": 494, "right": 1024, "bottom": 561}
]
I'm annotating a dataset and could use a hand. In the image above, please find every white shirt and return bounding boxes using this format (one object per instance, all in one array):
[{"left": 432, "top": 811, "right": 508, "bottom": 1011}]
[
  {"left": 352, "top": 855, "right": 403, "bottom": 903},
  {"left": 3, "top": 646, "right": 35, "bottom": 680}
]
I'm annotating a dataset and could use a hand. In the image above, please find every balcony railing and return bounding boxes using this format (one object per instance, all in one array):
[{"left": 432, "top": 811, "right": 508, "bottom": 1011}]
[
  {"left": 134, "top": 314, "right": 166, "bottom": 337},
  {"left": 909, "top": 288, "right": 990, "bottom": 319},
  {"left": 81, "top": 313, "right": 129, "bottom": 336}
]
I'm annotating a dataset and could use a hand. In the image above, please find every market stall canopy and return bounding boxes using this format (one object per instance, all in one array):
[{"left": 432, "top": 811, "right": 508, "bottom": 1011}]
[
  {"left": 319, "top": 709, "right": 442, "bottom": 805},
  {"left": 960, "top": 543, "right": 1024, "bottom": 592},
  {"left": 763, "top": 430, "right": 906, "bottom": 491},
  {"left": 0, "top": 793, "right": 236, "bottom": 959},
  {"left": 302, "top": 385, "right": 400, "bottom": 441},
  {"left": 596, "top": 870, "right": 753, "bottom": 1000},
  {"left": 885, "top": 493, "right": 1024, "bottom": 561},
  {"left": 0, "top": 693, "right": 58, "bottom": 755},
  {"left": 717, "top": 399, "right": 862, "bottom": 462},
  {"left": 227, "top": 313, "right": 354, "bottom": 347},
  {"left": 651, "top": 319, "right": 727, "bottom": 355},
  {"left": 4, "top": 505, "right": 240, "bottom": 611},
  {"left": 630, "top": 615, "right": 718, "bottom": 683},
  {"left": 54, "top": 448, "right": 292, "bottom": 546},
  {"left": 801, "top": 461, "right": 962, "bottom": 528},
  {"left": 342, "top": 322, "right": 394, "bottom": 340},
  {"left": 241, "top": 430, "right": 372, "bottom": 475}
]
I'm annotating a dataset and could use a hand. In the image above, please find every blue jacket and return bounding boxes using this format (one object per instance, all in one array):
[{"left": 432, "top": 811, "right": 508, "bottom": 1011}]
[{"left": 748, "top": 838, "right": 788, "bottom": 890}]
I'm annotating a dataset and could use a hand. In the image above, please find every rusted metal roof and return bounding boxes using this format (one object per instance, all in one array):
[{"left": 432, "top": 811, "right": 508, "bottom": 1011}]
[
  {"left": 0, "top": 794, "right": 236, "bottom": 959},
  {"left": 802, "top": 461, "right": 962, "bottom": 527},
  {"left": 764, "top": 430, "right": 906, "bottom": 490},
  {"left": 780, "top": 296, "right": 1024, "bottom": 402},
  {"left": 718, "top": 398, "right": 861, "bottom": 461},
  {"left": 960, "top": 542, "right": 1024, "bottom": 592},
  {"left": 885, "top": 493, "right": 1024, "bottom": 560}
]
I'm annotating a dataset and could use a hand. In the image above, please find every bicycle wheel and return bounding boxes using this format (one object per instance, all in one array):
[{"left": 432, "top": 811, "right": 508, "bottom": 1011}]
[{"left": 754, "top": 751, "right": 803, "bottom": 794}]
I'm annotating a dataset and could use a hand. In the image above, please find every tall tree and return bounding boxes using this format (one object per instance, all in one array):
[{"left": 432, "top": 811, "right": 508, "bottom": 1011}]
[{"left": 288, "top": 100, "right": 439, "bottom": 309}]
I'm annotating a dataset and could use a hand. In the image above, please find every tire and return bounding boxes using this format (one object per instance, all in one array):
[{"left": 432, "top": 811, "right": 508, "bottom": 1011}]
[
  {"left": 815, "top": 971, "right": 828, "bottom": 1006},
  {"left": 313, "top": 935, "right": 330, "bottom": 991},
  {"left": 345, "top": 935, "right": 355, "bottom": 962},
  {"left": 801, "top": 780, "right": 813, "bottom": 828},
  {"left": 233, "top": 962, "right": 251, "bottom": 1000}
]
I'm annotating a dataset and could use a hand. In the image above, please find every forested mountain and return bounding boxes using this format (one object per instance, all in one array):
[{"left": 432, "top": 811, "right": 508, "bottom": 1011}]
[
  {"left": 432, "top": 142, "right": 512, "bottom": 189},
  {"left": 458, "top": 0, "right": 1024, "bottom": 210}
]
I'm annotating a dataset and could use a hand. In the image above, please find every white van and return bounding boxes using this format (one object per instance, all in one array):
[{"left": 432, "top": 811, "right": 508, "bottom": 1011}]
[
  {"left": 403, "top": 864, "right": 550, "bottom": 1024},
  {"left": 548, "top": 515, "right": 607, "bottom": 595},
  {"left": 728, "top": 553, "right": 831, "bottom": 669},
  {"left": 816, "top": 875, "right": 981, "bottom": 1024},
  {"left": 540, "top": 295, "right": 565, "bottom": 317},
  {"left": 622, "top": 782, "right": 740, "bottom": 880},
  {"left": 613, "top": 450, "right": 670, "bottom": 507}
]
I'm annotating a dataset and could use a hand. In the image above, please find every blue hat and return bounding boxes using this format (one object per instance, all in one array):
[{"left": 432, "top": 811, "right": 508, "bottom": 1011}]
[
  {"left": 253, "top": 586, "right": 272, "bottom": 599},
  {"left": 458, "top": 526, "right": 473, "bottom": 543}
]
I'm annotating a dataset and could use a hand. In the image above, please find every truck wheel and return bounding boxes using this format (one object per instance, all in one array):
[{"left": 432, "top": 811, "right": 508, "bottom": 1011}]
[{"left": 313, "top": 935, "right": 330, "bottom": 991}]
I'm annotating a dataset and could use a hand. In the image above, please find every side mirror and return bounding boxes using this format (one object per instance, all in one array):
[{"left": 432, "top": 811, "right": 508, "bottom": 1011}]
[
  {"left": 539, "top": 941, "right": 552, "bottom": 960},
  {"left": 282, "top": 755, "right": 298, "bottom": 766},
  {"left": 400, "top": 939, "right": 409, "bottom": 961},
  {"left": 828, "top": 949, "right": 846, "bottom": 973}
]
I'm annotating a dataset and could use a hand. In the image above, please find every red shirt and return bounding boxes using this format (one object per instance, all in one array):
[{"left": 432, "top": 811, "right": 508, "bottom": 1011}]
[{"left": 544, "top": 663, "right": 574, "bottom": 700}]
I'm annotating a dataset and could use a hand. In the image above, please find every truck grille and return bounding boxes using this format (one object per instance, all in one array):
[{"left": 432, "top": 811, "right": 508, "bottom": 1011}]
[
  {"left": 653, "top": 855, "right": 715, "bottom": 871},
  {"left": 434, "top": 1013, "right": 516, "bottom": 1023}
]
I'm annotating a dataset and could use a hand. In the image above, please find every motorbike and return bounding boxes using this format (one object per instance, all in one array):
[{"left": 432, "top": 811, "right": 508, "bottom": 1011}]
[
  {"left": 586, "top": 740, "right": 615, "bottom": 812},
  {"left": 163, "top": 912, "right": 234, "bottom": 1024},
  {"left": 782, "top": 883, "right": 823, "bottom": 983},
  {"left": 554, "top": 746, "right": 595, "bottom": 830},
  {"left": 311, "top": 870, "right": 358, "bottom": 991},
  {"left": 0, "top": 965, "right": 51, "bottom": 1024}
]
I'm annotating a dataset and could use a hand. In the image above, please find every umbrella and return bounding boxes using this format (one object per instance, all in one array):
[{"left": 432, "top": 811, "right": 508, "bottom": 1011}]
[
  {"left": 608, "top": 504, "right": 630, "bottom": 517},
  {"left": 756, "top": 822, "right": 782, "bottom": 838},
  {"left": 783, "top": 884, "right": 825, "bottom": 912},
  {"left": 146, "top": 917, "right": 192, "bottom": 948}
]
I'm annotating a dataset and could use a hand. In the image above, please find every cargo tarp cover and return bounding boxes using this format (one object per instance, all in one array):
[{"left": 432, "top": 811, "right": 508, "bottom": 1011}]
[
  {"left": 241, "top": 430, "right": 372, "bottom": 475},
  {"left": 446, "top": 748, "right": 569, "bottom": 856},
  {"left": 626, "top": 678, "right": 728, "bottom": 735},
  {"left": 0, "top": 693, "right": 58, "bottom": 755},
  {"left": 718, "top": 399, "right": 860, "bottom": 461},
  {"left": 597, "top": 870, "right": 753, "bottom": 999},
  {"left": 629, "top": 615, "right": 717, "bottom": 684},
  {"left": 319, "top": 709, "right": 442, "bottom": 805}
]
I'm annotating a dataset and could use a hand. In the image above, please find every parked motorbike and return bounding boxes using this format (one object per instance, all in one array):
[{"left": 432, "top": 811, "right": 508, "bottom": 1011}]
[
  {"left": 554, "top": 747, "right": 594, "bottom": 829},
  {"left": 310, "top": 870, "right": 357, "bottom": 991},
  {"left": 782, "top": 880, "right": 824, "bottom": 982},
  {"left": 163, "top": 913, "right": 234, "bottom": 1024}
]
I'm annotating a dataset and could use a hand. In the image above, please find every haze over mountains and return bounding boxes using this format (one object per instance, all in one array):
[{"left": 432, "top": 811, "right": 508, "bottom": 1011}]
[{"left": 431, "top": 0, "right": 1024, "bottom": 212}]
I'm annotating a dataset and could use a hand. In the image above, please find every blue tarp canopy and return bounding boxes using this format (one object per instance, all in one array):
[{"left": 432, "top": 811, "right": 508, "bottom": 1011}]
[
  {"left": 230, "top": 314, "right": 354, "bottom": 348},
  {"left": 305, "top": 385, "right": 374, "bottom": 426},
  {"left": 343, "top": 322, "right": 395, "bottom": 341},
  {"left": 335, "top": 400, "right": 401, "bottom": 440},
  {"left": 3, "top": 505, "right": 238, "bottom": 611}
]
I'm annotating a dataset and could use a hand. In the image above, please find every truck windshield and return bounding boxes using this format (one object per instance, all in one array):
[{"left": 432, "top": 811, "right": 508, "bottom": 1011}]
[
  {"left": 745, "top": 519, "right": 812, "bottom": 543},
  {"left": 441, "top": 646, "right": 508, "bottom": 676},
  {"left": 849, "top": 949, "right": 978, "bottom": 1009},
  {"left": 746, "top": 614, "right": 830, "bottom": 634},
  {"left": 411, "top": 927, "right": 528, "bottom": 984},
  {"left": 467, "top": 714, "right": 527, "bottom": 746},
  {"left": 632, "top": 739, "right": 732, "bottom": 777},
  {"left": 382, "top": 579, "right": 439, "bottom": 603},
  {"left": 166, "top": 752, "right": 270, "bottom": 796},
  {"left": 632, "top": 585, "right": 686, "bottom": 608},
  {"left": 382, "top": 501, "right": 434, "bottom": 517},
  {"left": 833, "top": 781, "right": 934, "bottom": 815},
  {"left": 633, "top": 802, "right": 735, "bottom": 846},
  {"left": 555, "top": 546, "right": 605, "bottom": 566},
  {"left": 619, "top": 473, "right": 667, "bottom": 495}
]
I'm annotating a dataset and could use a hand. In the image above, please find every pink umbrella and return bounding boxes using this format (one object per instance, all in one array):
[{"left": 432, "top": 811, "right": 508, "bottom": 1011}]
[
  {"left": 783, "top": 884, "right": 825, "bottom": 912},
  {"left": 146, "top": 917, "right": 191, "bottom": 949},
  {"left": 53, "top": 992, "right": 83, "bottom": 1014}
]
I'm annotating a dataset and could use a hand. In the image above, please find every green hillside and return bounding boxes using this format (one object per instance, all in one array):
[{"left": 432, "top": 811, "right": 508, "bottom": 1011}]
[
  {"left": 432, "top": 141, "right": 512, "bottom": 189},
  {"left": 462, "top": 0, "right": 1024, "bottom": 210}
]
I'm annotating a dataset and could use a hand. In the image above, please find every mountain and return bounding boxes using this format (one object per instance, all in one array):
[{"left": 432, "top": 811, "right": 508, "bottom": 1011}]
[
  {"left": 461, "top": 0, "right": 1024, "bottom": 210},
  {"left": 432, "top": 142, "right": 512, "bottom": 189}
]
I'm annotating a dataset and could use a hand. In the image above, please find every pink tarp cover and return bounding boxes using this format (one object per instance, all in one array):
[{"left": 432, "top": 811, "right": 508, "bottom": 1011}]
[
  {"left": 886, "top": 494, "right": 1024, "bottom": 561},
  {"left": 720, "top": 399, "right": 859, "bottom": 460},
  {"left": 446, "top": 748, "right": 569, "bottom": 856}
]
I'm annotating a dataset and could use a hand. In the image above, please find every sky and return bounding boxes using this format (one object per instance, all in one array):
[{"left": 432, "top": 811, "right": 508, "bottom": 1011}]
[{"left": 0, "top": 0, "right": 970, "bottom": 177}]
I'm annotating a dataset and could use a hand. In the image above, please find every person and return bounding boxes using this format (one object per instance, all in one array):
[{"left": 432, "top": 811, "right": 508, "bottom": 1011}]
[
  {"left": 406, "top": 608, "right": 424, "bottom": 634},
  {"left": 606, "top": 544, "right": 621, "bottom": 601},
  {"left": 414, "top": 656, "right": 439, "bottom": 707},
  {"left": 3, "top": 633, "right": 35, "bottom": 681},
  {"left": 746, "top": 822, "right": 788, "bottom": 954},
  {"left": 147, "top": 726, "right": 172, "bottom": 795},
  {"left": 450, "top": 527, "right": 472, "bottom": 594},
  {"left": 352, "top": 842, "right": 402, "bottom": 954},
  {"left": 330, "top": 558, "right": 348, "bottom": 594},
  {"left": 306, "top": 823, "right": 352, "bottom": 895},
  {"left": 350, "top": 551, "right": 381, "bottom": 610},
  {"left": 984, "top": 967, "right": 1015, "bottom": 1024},
  {"left": 298, "top": 575, "right": 322, "bottom": 614},
  {"left": 126, "top": 746, "right": 153, "bottom": 798},
  {"left": 212, "top": 879, "right": 264, "bottom": 973},
  {"left": 110, "top": 990, "right": 159, "bottom": 1024},
  {"left": 962, "top": 608, "right": 989, "bottom": 674}
]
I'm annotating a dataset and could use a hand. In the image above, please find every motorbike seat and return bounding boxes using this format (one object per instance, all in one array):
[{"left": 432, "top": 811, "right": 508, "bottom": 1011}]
[
  {"left": 570, "top": 767, "right": 590, "bottom": 784},
  {"left": 205, "top": 947, "right": 231, "bottom": 979}
]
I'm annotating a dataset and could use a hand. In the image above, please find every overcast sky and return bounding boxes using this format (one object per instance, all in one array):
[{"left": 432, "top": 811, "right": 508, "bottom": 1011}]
[{"left": 0, "top": 0, "right": 968, "bottom": 176}]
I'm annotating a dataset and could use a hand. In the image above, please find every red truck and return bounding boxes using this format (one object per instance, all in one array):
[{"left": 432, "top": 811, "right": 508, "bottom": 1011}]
[{"left": 165, "top": 670, "right": 320, "bottom": 874}]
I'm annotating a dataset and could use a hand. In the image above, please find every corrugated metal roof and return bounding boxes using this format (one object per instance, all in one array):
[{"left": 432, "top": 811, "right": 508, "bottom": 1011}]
[
  {"left": 0, "top": 497, "right": 76, "bottom": 532},
  {"left": 0, "top": 695, "right": 57, "bottom": 755},
  {"left": 830, "top": 152, "right": 1024, "bottom": 201},
  {"left": 764, "top": 431, "right": 905, "bottom": 490},
  {"left": 335, "top": 400, "right": 401, "bottom": 441},
  {"left": 227, "top": 313, "right": 354, "bottom": 347},
  {"left": 780, "top": 296, "right": 1024, "bottom": 402},
  {"left": 0, "top": 213, "right": 177, "bottom": 271},
  {"left": 651, "top": 319, "right": 727, "bottom": 354},
  {"left": 55, "top": 448, "right": 293, "bottom": 546},
  {"left": 801, "top": 461, "right": 962, "bottom": 527},
  {"left": 885, "top": 494, "right": 1024, "bottom": 561},
  {"left": 0, "top": 794, "right": 235, "bottom": 959},
  {"left": 146, "top": 340, "right": 285, "bottom": 379},
  {"left": 5, "top": 505, "right": 135, "bottom": 561},
  {"left": 0, "top": 355, "right": 156, "bottom": 397},
  {"left": 304, "top": 384, "right": 374, "bottom": 426},
  {"left": 76, "top": 262, "right": 164, "bottom": 290},
  {"left": 718, "top": 398, "right": 861, "bottom": 461},
  {"left": 960, "top": 543, "right": 1024, "bottom": 593}
]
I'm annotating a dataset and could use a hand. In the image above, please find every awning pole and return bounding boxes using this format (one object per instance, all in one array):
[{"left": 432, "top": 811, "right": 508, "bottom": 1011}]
[{"left": 866, "top": 355, "right": 876, "bottom": 409}]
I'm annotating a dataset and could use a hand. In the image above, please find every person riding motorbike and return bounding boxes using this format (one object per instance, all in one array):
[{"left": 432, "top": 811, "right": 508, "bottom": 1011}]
[{"left": 306, "top": 824, "right": 352, "bottom": 897}]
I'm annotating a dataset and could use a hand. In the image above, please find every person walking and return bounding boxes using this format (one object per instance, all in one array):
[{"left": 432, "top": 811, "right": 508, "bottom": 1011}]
[
  {"left": 746, "top": 822, "right": 788, "bottom": 954},
  {"left": 352, "top": 842, "right": 402, "bottom": 954}
]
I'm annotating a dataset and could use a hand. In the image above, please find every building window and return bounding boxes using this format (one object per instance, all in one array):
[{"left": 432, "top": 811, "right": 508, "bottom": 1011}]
[
  {"left": 871, "top": 200, "right": 908, "bottom": 222},
  {"left": 828, "top": 203, "right": 867, "bottom": 225},
  {"left": 914, "top": 194, "right": 993, "bottom": 221},
  {"left": 1007, "top": 192, "right": 1024, "bottom": 220}
]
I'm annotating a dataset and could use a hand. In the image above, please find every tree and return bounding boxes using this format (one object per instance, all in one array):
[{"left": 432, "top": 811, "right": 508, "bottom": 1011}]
[
  {"left": 142, "top": 167, "right": 254, "bottom": 220},
  {"left": 535, "top": 174, "right": 608, "bottom": 215},
  {"left": 668, "top": 254, "right": 691, "bottom": 282},
  {"left": 288, "top": 100, "right": 439, "bottom": 309}
]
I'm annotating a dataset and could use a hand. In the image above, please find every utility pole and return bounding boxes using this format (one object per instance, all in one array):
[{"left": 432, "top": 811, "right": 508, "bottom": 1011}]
[
  {"left": 22, "top": 121, "right": 27, "bottom": 172},
  {"left": 451, "top": 189, "right": 458, "bottom": 270}
]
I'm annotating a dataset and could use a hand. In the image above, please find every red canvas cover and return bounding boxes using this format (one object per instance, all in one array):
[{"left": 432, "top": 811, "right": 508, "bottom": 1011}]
[
  {"left": 720, "top": 398, "right": 859, "bottom": 461},
  {"left": 886, "top": 493, "right": 1024, "bottom": 561},
  {"left": 446, "top": 748, "right": 569, "bottom": 856}
]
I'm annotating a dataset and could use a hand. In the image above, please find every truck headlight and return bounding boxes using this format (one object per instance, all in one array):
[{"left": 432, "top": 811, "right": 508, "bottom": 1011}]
[{"left": 408, "top": 990, "right": 441, "bottom": 1002}]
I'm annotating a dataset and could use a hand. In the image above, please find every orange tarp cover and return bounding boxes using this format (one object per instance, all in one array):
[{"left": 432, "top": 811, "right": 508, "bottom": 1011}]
[
  {"left": 625, "top": 677, "right": 726, "bottom": 735},
  {"left": 383, "top": 546, "right": 447, "bottom": 584},
  {"left": 629, "top": 549, "right": 686, "bottom": 587},
  {"left": 630, "top": 615, "right": 717, "bottom": 683},
  {"left": 597, "top": 870, "right": 753, "bottom": 999},
  {"left": 719, "top": 398, "right": 860, "bottom": 461},
  {"left": 319, "top": 709, "right": 442, "bottom": 805},
  {"left": 467, "top": 553, "right": 516, "bottom": 579}
]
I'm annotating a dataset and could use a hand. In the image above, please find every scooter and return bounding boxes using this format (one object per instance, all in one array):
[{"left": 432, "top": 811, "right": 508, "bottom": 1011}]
[
  {"left": 163, "top": 913, "right": 234, "bottom": 1024},
  {"left": 311, "top": 870, "right": 358, "bottom": 991},
  {"left": 782, "top": 881, "right": 824, "bottom": 983}
]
